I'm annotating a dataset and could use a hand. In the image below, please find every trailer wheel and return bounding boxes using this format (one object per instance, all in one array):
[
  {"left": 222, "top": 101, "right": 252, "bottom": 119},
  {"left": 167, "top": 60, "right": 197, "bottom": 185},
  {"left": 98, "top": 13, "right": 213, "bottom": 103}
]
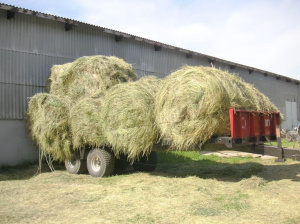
[
  {"left": 65, "top": 152, "right": 87, "bottom": 174},
  {"left": 133, "top": 151, "right": 157, "bottom": 172},
  {"left": 87, "top": 148, "right": 115, "bottom": 177}
]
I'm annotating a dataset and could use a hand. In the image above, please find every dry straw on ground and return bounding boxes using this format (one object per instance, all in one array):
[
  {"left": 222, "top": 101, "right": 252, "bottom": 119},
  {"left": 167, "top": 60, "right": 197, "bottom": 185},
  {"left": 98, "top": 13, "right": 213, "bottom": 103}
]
[
  {"left": 155, "top": 66, "right": 278, "bottom": 150},
  {"left": 101, "top": 76, "right": 162, "bottom": 161},
  {"left": 48, "top": 55, "right": 137, "bottom": 101},
  {"left": 69, "top": 97, "right": 108, "bottom": 149},
  {"left": 27, "top": 93, "right": 73, "bottom": 161}
]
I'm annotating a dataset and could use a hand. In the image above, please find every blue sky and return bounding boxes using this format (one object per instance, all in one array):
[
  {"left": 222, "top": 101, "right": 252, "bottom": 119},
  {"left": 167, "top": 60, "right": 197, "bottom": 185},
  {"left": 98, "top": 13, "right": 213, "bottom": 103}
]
[{"left": 1, "top": 0, "right": 300, "bottom": 80}]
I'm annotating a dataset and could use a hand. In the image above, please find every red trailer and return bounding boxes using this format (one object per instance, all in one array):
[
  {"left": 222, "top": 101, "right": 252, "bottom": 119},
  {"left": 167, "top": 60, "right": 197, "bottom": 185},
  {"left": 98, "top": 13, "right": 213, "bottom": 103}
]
[{"left": 215, "top": 108, "right": 300, "bottom": 162}]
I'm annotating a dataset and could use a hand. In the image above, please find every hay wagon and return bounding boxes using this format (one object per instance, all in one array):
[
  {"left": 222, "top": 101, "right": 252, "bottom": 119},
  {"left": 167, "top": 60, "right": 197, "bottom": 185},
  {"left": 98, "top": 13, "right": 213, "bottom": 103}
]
[{"left": 64, "top": 108, "right": 299, "bottom": 177}]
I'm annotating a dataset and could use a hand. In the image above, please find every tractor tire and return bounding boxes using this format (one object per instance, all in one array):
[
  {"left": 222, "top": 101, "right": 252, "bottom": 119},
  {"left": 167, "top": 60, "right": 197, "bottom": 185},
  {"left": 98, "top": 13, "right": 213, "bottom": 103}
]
[
  {"left": 133, "top": 151, "right": 157, "bottom": 172},
  {"left": 65, "top": 152, "right": 87, "bottom": 174},
  {"left": 87, "top": 148, "right": 115, "bottom": 177}
]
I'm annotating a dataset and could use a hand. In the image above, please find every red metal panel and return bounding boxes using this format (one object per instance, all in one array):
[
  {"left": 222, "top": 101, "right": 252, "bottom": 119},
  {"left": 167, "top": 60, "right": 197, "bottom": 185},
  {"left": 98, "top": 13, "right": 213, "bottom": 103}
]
[
  {"left": 229, "top": 108, "right": 280, "bottom": 140},
  {"left": 240, "top": 111, "right": 250, "bottom": 138},
  {"left": 250, "top": 113, "right": 260, "bottom": 137}
]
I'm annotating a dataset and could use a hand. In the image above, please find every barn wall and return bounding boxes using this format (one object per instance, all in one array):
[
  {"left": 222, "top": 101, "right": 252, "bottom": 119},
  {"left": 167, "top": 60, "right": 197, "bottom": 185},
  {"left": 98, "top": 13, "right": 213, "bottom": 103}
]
[{"left": 0, "top": 8, "right": 299, "bottom": 165}]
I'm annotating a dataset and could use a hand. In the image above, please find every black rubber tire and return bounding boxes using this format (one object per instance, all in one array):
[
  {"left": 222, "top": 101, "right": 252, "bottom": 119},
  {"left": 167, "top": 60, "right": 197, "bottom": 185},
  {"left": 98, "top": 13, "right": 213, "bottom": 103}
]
[
  {"left": 133, "top": 151, "right": 157, "bottom": 172},
  {"left": 65, "top": 152, "right": 87, "bottom": 174},
  {"left": 87, "top": 148, "right": 115, "bottom": 177},
  {"left": 114, "top": 154, "right": 130, "bottom": 171}
]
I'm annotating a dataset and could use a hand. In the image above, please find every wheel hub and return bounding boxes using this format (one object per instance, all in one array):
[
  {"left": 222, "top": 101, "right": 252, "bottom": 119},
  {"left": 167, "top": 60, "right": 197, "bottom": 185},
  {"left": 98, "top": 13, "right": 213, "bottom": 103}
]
[
  {"left": 67, "top": 158, "right": 76, "bottom": 169},
  {"left": 91, "top": 155, "right": 101, "bottom": 172}
]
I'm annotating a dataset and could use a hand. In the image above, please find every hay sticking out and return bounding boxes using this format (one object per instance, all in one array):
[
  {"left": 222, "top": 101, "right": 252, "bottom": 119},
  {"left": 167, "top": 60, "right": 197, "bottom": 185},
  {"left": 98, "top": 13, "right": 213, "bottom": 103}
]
[
  {"left": 45, "top": 63, "right": 72, "bottom": 93},
  {"left": 49, "top": 55, "right": 137, "bottom": 100},
  {"left": 155, "top": 66, "right": 278, "bottom": 150},
  {"left": 27, "top": 93, "right": 73, "bottom": 161},
  {"left": 69, "top": 97, "right": 108, "bottom": 149},
  {"left": 101, "top": 76, "right": 162, "bottom": 162}
]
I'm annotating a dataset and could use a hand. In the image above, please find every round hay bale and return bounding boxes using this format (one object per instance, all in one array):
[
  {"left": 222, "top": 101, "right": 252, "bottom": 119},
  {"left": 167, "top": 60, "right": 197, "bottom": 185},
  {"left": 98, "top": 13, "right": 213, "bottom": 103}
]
[
  {"left": 45, "top": 63, "right": 72, "bottom": 93},
  {"left": 50, "top": 55, "right": 137, "bottom": 100},
  {"left": 69, "top": 97, "right": 108, "bottom": 149},
  {"left": 101, "top": 76, "right": 162, "bottom": 162},
  {"left": 27, "top": 93, "right": 73, "bottom": 161},
  {"left": 155, "top": 66, "right": 278, "bottom": 150}
]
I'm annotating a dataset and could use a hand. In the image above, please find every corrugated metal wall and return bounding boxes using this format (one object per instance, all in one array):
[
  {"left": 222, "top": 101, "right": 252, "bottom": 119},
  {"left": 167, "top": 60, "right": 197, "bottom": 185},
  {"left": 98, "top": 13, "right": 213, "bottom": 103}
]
[{"left": 0, "top": 9, "right": 299, "bottom": 126}]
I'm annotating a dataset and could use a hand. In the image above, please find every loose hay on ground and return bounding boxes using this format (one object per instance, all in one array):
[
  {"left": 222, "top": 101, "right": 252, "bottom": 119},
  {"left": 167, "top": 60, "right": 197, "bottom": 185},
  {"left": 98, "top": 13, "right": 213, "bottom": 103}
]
[
  {"left": 27, "top": 93, "right": 73, "bottom": 161},
  {"left": 69, "top": 97, "right": 108, "bottom": 149},
  {"left": 155, "top": 66, "right": 278, "bottom": 150},
  {"left": 48, "top": 55, "right": 137, "bottom": 101},
  {"left": 101, "top": 76, "right": 162, "bottom": 162}
]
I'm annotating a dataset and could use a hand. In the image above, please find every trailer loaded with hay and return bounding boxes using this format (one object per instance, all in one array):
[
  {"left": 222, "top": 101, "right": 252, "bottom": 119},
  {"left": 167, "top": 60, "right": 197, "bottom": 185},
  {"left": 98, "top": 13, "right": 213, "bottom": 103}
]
[{"left": 27, "top": 55, "right": 295, "bottom": 178}]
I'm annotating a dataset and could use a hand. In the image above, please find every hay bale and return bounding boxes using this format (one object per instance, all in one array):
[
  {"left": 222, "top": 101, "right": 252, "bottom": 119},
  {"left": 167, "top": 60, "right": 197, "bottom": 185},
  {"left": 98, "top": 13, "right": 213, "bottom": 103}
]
[
  {"left": 155, "top": 66, "right": 278, "bottom": 150},
  {"left": 69, "top": 97, "right": 108, "bottom": 149},
  {"left": 101, "top": 76, "right": 162, "bottom": 162},
  {"left": 49, "top": 55, "right": 137, "bottom": 100},
  {"left": 45, "top": 63, "right": 72, "bottom": 93},
  {"left": 27, "top": 93, "right": 73, "bottom": 161}
]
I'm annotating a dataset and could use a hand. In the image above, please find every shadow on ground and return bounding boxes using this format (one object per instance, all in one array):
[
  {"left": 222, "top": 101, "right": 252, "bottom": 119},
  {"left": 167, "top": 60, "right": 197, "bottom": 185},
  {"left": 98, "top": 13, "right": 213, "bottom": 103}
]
[
  {"left": 1, "top": 151, "right": 300, "bottom": 182},
  {"left": 151, "top": 151, "right": 300, "bottom": 182}
]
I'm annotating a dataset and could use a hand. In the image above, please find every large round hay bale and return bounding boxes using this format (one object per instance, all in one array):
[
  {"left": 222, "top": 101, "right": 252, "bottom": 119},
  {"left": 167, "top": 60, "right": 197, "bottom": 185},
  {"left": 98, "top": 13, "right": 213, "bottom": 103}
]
[
  {"left": 69, "top": 97, "right": 108, "bottom": 149},
  {"left": 49, "top": 55, "right": 137, "bottom": 100},
  {"left": 45, "top": 63, "right": 72, "bottom": 93},
  {"left": 101, "top": 76, "right": 162, "bottom": 162},
  {"left": 27, "top": 93, "right": 73, "bottom": 161},
  {"left": 155, "top": 66, "right": 277, "bottom": 150}
]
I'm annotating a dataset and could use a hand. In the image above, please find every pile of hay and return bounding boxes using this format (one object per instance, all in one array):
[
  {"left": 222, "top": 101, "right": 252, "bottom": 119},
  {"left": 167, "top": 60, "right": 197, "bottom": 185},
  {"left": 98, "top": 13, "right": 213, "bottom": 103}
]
[
  {"left": 45, "top": 63, "right": 72, "bottom": 93},
  {"left": 69, "top": 97, "right": 108, "bottom": 149},
  {"left": 155, "top": 66, "right": 278, "bottom": 150},
  {"left": 28, "top": 55, "right": 137, "bottom": 161},
  {"left": 47, "top": 55, "right": 137, "bottom": 101},
  {"left": 101, "top": 76, "right": 162, "bottom": 161},
  {"left": 27, "top": 93, "right": 73, "bottom": 161}
]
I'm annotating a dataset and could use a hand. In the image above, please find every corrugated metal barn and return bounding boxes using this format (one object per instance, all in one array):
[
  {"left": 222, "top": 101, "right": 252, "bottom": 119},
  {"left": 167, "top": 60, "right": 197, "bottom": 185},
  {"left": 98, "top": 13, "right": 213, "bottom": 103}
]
[{"left": 1, "top": 4, "right": 299, "bottom": 166}]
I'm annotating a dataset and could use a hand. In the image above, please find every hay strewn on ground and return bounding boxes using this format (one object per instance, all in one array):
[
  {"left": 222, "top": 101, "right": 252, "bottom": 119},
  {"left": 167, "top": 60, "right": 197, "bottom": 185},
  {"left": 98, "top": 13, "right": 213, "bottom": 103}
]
[
  {"left": 48, "top": 56, "right": 137, "bottom": 101},
  {"left": 69, "top": 97, "right": 108, "bottom": 149},
  {"left": 27, "top": 93, "right": 73, "bottom": 161},
  {"left": 155, "top": 66, "right": 278, "bottom": 150},
  {"left": 101, "top": 76, "right": 162, "bottom": 161}
]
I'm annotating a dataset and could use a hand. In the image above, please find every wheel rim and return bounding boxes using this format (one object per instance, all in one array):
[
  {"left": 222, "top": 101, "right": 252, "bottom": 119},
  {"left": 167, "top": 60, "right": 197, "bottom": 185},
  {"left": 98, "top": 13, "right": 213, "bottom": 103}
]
[
  {"left": 91, "top": 155, "right": 101, "bottom": 172},
  {"left": 67, "top": 158, "right": 77, "bottom": 169}
]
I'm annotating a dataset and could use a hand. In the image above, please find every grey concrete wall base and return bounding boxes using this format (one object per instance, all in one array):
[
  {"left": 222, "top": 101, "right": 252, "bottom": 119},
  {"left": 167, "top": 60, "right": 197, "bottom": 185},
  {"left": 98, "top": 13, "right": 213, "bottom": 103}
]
[{"left": 0, "top": 120, "right": 38, "bottom": 166}]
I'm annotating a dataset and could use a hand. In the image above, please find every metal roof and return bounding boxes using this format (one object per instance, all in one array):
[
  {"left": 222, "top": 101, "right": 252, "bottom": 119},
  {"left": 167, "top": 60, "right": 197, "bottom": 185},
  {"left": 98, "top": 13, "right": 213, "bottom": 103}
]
[{"left": 0, "top": 3, "right": 299, "bottom": 84}]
